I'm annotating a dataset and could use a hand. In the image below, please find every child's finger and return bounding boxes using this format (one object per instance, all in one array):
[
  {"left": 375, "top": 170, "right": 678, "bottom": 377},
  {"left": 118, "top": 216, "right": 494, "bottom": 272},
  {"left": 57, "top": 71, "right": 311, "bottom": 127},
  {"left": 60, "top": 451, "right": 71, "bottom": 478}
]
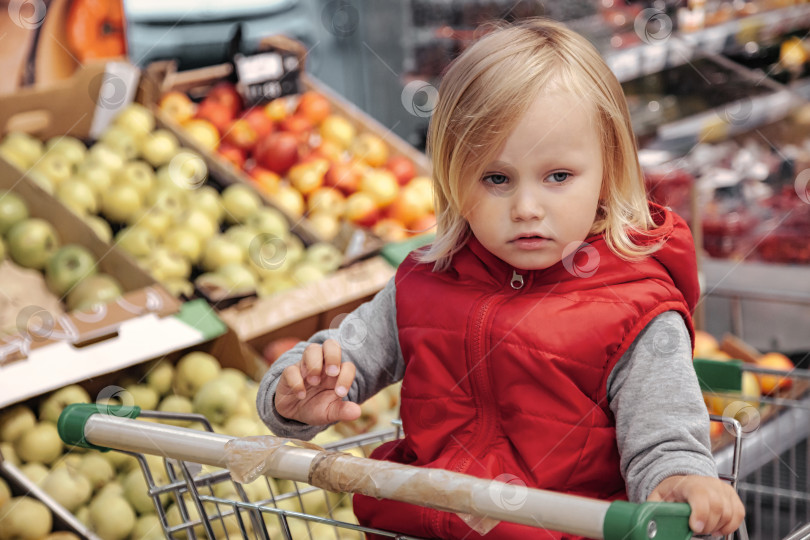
[
  {"left": 302, "top": 344, "right": 325, "bottom": 385},
  {"left": 334, "top": 361, "right": 356, "bottom": 398},
  {"left": 686, "top": 491, "right": 712, "bottom": 534},
  {"left": 281, "top": 364, "right": 307, "bottom": 400},
  {"left": 322, "top": 339, "right": 342, "bottom": 377}
]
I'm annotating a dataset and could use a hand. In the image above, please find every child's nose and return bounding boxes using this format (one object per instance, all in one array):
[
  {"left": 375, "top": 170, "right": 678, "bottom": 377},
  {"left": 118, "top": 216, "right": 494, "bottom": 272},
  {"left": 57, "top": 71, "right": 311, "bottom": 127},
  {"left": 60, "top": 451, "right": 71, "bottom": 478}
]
[{"left": 510, "top": 188, "right": 544, "bottom": 221}]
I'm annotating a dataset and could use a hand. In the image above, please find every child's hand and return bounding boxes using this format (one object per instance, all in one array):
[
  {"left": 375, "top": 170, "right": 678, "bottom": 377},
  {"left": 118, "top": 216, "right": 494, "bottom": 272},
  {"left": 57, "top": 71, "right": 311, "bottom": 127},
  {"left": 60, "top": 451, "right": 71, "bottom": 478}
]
[
  {"left": 274, "top": 339, "right": 362, "bottom": 426},
  {"left": 648, "top": 475, "right": 745, "bottom": 536}
]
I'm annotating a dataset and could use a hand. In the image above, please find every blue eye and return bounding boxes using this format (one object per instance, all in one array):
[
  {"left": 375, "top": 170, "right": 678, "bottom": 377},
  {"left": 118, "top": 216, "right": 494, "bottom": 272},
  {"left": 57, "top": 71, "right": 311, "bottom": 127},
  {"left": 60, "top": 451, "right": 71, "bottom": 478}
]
[
  {"left": 483, "top": 174, "right": 509, "bottom": 185},
  {"left": 548, "top": 172, "right": 571, "bottom": 183}
]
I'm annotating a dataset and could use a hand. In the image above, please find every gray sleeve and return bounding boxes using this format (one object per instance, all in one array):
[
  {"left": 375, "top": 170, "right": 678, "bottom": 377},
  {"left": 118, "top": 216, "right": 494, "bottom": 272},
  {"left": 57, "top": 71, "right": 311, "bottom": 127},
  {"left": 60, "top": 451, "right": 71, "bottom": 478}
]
[
  {"left": 256, "top": 277, "right": 405, "bottom": 440},
  {"left": 607, "top": 311, "right": 718, "bottom": 502}
]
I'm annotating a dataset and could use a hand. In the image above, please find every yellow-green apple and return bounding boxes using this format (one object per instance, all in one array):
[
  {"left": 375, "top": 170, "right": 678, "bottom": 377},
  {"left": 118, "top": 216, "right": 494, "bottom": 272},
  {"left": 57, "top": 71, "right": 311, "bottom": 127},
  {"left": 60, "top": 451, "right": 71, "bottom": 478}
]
[
  {"left": 113, "top": 103, "right": 155, "bottom": 141},
  {"left": 89, "top": 494, "right": 136, "bottom": 540},
  {"left": 291, "top": 261, "right": 326, "bottom": 285},
  {"left": 0, "top": 477, "right": 10, "bottom": 508},
  {"left": 307, "top": 212, "right": 341, "bottom": 241},
  {"left": 222, "top": 416, "right": 259, "bottom": 438},
  {"left": 123, "top": 468, "right": 166, "bottom": 515},
  {"left": 202, "top": 235, "right": 245, "bottom": 272},
  {"left": 39, "top": 385, "right": 90, "bottom": 423},
  {"left": 87, "top": 143, "right": 125, "bottom": 173},
  {"left": 320, "top": 115, "right": 356, "bottom": 149},
  {"left": 45, "top": 136, "right": 87, "bottom": 170},
  {"left": 0, "top": 237, "right": 4, "bottom": 260},
  {"left": 304, "top": 242, "right": 343, "bottom": 273},
  {"left": 360, "top": 169, "right": 399, "bottom": 208},
  {"left": 124, "top": 384, "right": 160, "bottom": 410},
  {"left": 77, "top": 453, "right": 115, "bottom": 491},
  {"left": 163, "top": 278, "right": 193, "bottom": 297},
  {"left": 101, "top": 183, "right": 143, "bottom": 223},
  {"left": 163, "top": 226, "right": 203, "bottom": 264},
  {"left": 75, "top": 162, "right": 113, "bottom": 198},
  {"left": 289, "top": 158, "right": 329, "bottom": 195},
  {"left": 0, "top": 442, "right": 19, "bottom": 466},
  {"left": 25, "top": 170, "right": 54, "bottom": 194},
  {"left": 174, "top": 208, "right": 218, "bottom": 242},
  {"left": 224, "top": 225, "right": 257, "bottom": 259},
  {"left": 190, "top": 185, "right": 224, "bottom": 224},
  {"left": 115, "top": 226, "right": 158, "bottom": 259},
  {"left": 45, "top": 244, "right": 98, "bottom": 297},
  {"left": 146, "top": 186, "right": 187, "bottom": 215},
  {"left": 31, "top": 152, "right": 72, "bottom": 187},
  {"left": 19, "top": 463, "right": 48, "bottom": 485},
  {"left": 131, "top": 514, "right": 164, "bottom": 540},
  {"left": 0, "top": 189, "right": 29, "bottom": 235},
  {"left": 245, "top": 207, "right": 289, "bottom": 238},
  {"left": 0, "top": 405, "right": 36, "bottom": 443},
  {"left": 351, "top": 133, "right": 388, "bottom": 167},
  {"left": 143, "top": 359, "right": 174, "bottom": 396},
  {"left": 14, "top": 422, "right": 63, "bottom": 464},
  {"left": 173, "top": 351, "right": 221, "bottom": 398},
  {"left": 221, "top": 184, "right": 261, "bottom": 225},
  {"left": 56, "top": 178, "right": 98, "bottom": 216},
  {"left": 182, "top": 118, "right": 220, "bottom": 152},
  {"left": 255, "top": 131, "right": 300, "bottom": 175},
  {"left": 218, "top": 368, "right": 247, "bottom": 393},
  {"left": 145, "top": 247, "right": 191, "bottom": 281},
  {"left": 218, "top": 263, "right": 259, "bottom": 292},
  {"left": 42, "top": 466, "right": 92, "bottom": 512},
  {"left": 99, "top": 125, "right": 139, "bottom": 161},
  {"left": 285, "top": 234, "right": 306, "bottom": 265},
  {"left": 0, "top": 131, "right": 45, "bottom": 169},
  {"left": 307, "top": 187, "right": 346, "bottom": 217},
  {"left": 164, "top": 149, "right": 207, "bottom": 193},
  {"left": 0, "top": 497, "right": 52, "bottom": 540},
  {"left": 157, "top": 395, "right": 193, "bottom": 427},
  {"left": 128, "top": 207, "right": 172, "bottom": 238},
  {"left": 159, "top": 91, "right": 196, "bottom": 124},
  {"left": 66, "top": 273, "right": 123, "bottom": 311},
  {"left": 6, "top": 218, "right": 60, "bottom": 269},
  {"left": 345, "top": 192, "right": 380, "bottom": 227},
  {"left": 193, "top": 378, "right": 239, "bottom": 425},
  {"left": 82, "top": 215, "right": 112, "bottom": 243},
  {"left": 116, "top": 160, "right": 156, "bottom": 198},
  {"left": 140, "top": 129, "right": 180, "bottom": 168},
  {"left": 271, "top": 184, "right": 305, "bottom": 219}
]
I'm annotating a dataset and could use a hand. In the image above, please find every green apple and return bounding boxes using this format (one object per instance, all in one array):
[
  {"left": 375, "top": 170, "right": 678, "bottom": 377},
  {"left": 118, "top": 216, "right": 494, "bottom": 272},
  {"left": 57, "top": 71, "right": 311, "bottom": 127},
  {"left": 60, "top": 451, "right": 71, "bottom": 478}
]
[
  {"left": 25, "top": 170, "right": 55, "bottom": 194},
  {"left": 140, "top": 129, "right": 179, "bottom": 168},
  {"left": 89, "top": 494, "right": 136, "bottom": 540},
  {"left": 87, "top": 143, "right": 125, "bottom": 173},
  {"left": 218, "top": 367, "right": 247, "bottom": 393},
  {"left": 0, "top": 189, "right": 29, "bottom": 235},
  {"left": 222, "top": 416, "right": 259, "bottom": 438},
  {"left": 45, "top": 136, "right": 87, "bottom": 169},
  {"left": 101, "top": 183, "right": 143, "bottom": 223},
  {"left": 145, "top": 247, "right": 191, "bottom": 281},
  {"left": 191, "top": 185, "right": 224, "bottom": 224},
  {"left": 193, "top": 378, "right": 239, "bottom": 425},
  {"left": 304, "top": 242, "right": 343, "bottom": 274},
  {"left": 56, "top": 178, "right": 98, "bottom": 216},
  {"left": 231, "top": 395, "right": 254, "bottom": 419},
  {"left": 173, "top": 351, "right": 221, "bottom": 398},
  {"left": 124, "top": 384, "right": 159, "bottom": 410},
  {"left": 75, "top": 161, "right": 113, "bottom": 197},
  {"left": 41, "top": 466, "right": 92, "bottom": 512},
  {"left": 156, "top": 394, "right": 193, "bottom": 427},
  {"left": 6, "top": 218, "right": 60, "bottom": 269},
  {"left": 144, "top": 360, "right": 174, "bottom": 396},
  {"left": 66, "top": 273, "right": 123, "bottom": 312},
  {"left": 31, "top": 152, "right": 71, "bottom": 187},
  {"left": 174, "top": 208, "right": 217, "bottom": 242},
  {"left": 128, "top": 207, "right": 172, "bottom": 238},
  {"left": 258, "top": 275, "right": 297, "bottom": 297},
  {"left": 83, "top": 215, "right": 113, "bottom": 243},
  {"left": 0, "top": 477, "right": 10, "bottom": 509},
  {"left": 116, "top": 160, "right": 155, "bottom": 198},
  {"left": 163, "top": 227, "right": 202, "bottom": 264},
  {"left": 223, "top": 225, "right": 256, "bottom": 258},
  {"left": 163, "top": 278, "right": 194, "bottom": 298},
  {"left": 123, "top": 467, "right": 168, "bottom": 514},
  {"left": 132, "top": 514, "right": 164, "bottom": 540},
  {"left": 113, "top": 103, "right": 155, "bottom": 141},
  {"left": 40, "top": 385, "right": 91, "bottom": 423},
  {"left": 218, "top": 263, "right": 258, "bottom": 293},
  {"left": 45, "top": 244, "right": 98, "bottom": 297},
  {"left": 245, "top": 207, "right": 289, "bottom": 238},
  {"left": 285, "top": 234, "right": 306, "bottom": 265},
  {"left": 146, "top": 186, "right": 187, "bottom": 214},
  {"left": 0, "top": 497, "right": 52, "bottom": 540},
  {"left": 0, "top": 405, "right": 35, "bottom": 443},
  {"left": 14, "top": 422, "right": 63, "bottom": 464},
  {"left": 0, "top": 132, "right": 45, "bottom": 168},
  {"left": 115, "top": 226, "right": 157, "bottom": 259},
  {"left": 99, "top": 125, "right": 139, "bottom": 161},
  {"left": 18, "top": 462, "right": 49, "bottom": 485},
  {"left": 76, "top": 453, "right": 115, "bottom": 491},
  {"left": 290, "top": 261, "right": 326, "bottom": 285},
  {"left": 221, "top": 184, "right": 261, "bottom": 225},
  {"left": 95, "top": 480, "right": 124, "bottom": 499},
  {"left": 166, "top": 150, "right": 208, "bottom": 190},
  {"left": 0, "top": 442, "right": 19, "bottom": 466},
  {"left": 201, "top": 235, "right": 244, "bottom": 272}
]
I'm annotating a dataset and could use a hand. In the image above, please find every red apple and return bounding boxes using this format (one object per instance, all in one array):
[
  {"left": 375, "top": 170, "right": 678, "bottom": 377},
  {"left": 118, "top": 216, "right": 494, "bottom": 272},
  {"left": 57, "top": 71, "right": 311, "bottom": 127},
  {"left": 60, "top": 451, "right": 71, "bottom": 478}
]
[
  {"left": 410, "top": 213, "right": 437, "bottom": 234},
  {"left": 195, "top": 100, "right": 232, "bottom": 135},
  {"left": 223, "top": 119, "right": 258, "bottom": 151},
  {"left": 217, "top": 143, "right": 247, "bottom": 169},
  {"left": 263, "top": 337, "right": 301, "bottom": 364},
  {"left": 159, "top": 91, "right": 196, "bottom": 124},
  {"left": 254, "top": 132, "right": 300, "bottom": 175},
  {"left": 207, "top": 82, "right": 242, "bottom": 118},
  {"left": 345, "top": 192, "right": 380, "bottom": 227},
  {"left": 280, "top": 114, "right": 313, "bottom": 144},
  {"left": 295, "top": 91, "right": 332, "bottom": 126},
  {"left": 240, "top": 107, "right": 275, "bottom": 139},
  {"left": 386, "top": 155, "right": 416, "bottom": 186},
  {"left": 324, "top": 161, "right": 362, "bottom": 195}
]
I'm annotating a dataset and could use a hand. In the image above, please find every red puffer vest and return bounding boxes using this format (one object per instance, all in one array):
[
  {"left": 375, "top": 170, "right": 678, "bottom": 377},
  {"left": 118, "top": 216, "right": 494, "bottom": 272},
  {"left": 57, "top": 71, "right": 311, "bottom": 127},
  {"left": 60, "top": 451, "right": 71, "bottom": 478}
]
[{"left": 354, "top": 205, "right": 699, "bottom": 539}]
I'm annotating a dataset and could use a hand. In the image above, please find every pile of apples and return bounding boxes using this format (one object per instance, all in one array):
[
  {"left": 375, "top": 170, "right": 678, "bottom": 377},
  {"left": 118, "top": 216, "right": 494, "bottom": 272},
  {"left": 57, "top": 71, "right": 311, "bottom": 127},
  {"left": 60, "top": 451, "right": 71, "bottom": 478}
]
[
  {"left": 0, "top": 187, "right": 124, "bottom": 315},
  {"left": 159, "top": 84, "right": 436, "bottom": 243},
  {"left": 0, "top": 105, "right": 346, "bottom": 301},
  {"left": 0, "top": 476, "right": 79, "bottom": 540},
  {"left": 694, "top": 330, "right": 794, "bottom": 439}
]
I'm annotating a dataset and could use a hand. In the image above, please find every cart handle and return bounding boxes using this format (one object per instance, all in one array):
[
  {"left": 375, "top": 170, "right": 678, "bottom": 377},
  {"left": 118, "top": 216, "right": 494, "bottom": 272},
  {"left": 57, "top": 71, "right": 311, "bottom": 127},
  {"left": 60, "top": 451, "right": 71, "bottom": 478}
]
[{"left": 58, "top": 404, "right": 692, "bottom": 540}]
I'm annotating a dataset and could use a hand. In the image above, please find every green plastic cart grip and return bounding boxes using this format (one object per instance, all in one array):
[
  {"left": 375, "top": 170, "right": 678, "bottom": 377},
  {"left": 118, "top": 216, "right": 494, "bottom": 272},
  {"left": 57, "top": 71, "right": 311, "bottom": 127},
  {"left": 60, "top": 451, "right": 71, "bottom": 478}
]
[
  {"left": 380, "top": 233, "right": 436, "bottom": 268},
  {"left": 604, "top": 501, "right": 691, "bottom": 540},
  {"left": 57, "top": 403, "right": 141, "bottom": 452},
  {"left": 693, "top": 357, "right": 744, "bottom": 392}
]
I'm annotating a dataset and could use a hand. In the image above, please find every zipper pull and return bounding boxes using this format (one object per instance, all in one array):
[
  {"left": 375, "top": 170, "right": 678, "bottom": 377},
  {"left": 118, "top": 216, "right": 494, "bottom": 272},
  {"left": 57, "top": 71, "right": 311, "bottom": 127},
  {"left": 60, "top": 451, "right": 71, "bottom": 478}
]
[{"left": 510, "top": 270, "right": 524, "bottom": 290}]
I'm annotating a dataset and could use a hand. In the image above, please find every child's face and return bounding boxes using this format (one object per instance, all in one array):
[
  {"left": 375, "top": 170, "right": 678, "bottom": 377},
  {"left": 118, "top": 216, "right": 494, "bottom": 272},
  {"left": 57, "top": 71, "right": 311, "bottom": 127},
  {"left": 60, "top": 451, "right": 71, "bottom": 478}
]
[{"left": 464, "top": 90, "right": 603, "bottom": 271}]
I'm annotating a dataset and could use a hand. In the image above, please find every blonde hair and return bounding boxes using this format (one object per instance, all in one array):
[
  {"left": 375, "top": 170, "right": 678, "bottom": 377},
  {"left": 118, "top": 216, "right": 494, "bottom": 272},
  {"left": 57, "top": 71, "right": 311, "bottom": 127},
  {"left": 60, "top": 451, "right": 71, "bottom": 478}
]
[{"left": 420, "top": 18, "right": 660, "bottom": 271}]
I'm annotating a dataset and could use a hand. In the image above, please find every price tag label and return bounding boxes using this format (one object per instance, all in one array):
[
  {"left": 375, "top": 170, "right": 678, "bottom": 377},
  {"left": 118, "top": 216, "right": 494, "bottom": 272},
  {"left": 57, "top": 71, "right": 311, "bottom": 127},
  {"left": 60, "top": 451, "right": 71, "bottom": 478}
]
[{"left": 234, "top": 50, "right": 302, "bottom": 107}]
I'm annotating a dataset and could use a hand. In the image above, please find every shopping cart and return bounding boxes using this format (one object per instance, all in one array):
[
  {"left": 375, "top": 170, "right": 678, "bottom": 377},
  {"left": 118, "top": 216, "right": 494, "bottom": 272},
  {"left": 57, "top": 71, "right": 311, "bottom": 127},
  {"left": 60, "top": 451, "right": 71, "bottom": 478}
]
[
  {"left": 56, "top": 403, "right": 701, "bottom": 540},
  {"left": 698, "top": 358, "right": 810, "bottom": 540}
]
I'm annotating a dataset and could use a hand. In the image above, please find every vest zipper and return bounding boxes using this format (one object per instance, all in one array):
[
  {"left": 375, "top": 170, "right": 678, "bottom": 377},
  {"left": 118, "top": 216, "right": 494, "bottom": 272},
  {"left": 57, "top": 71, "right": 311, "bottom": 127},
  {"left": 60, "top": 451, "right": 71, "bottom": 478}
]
[{"left": 510, "top": 270, "right": 524, "bottom": 289}]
